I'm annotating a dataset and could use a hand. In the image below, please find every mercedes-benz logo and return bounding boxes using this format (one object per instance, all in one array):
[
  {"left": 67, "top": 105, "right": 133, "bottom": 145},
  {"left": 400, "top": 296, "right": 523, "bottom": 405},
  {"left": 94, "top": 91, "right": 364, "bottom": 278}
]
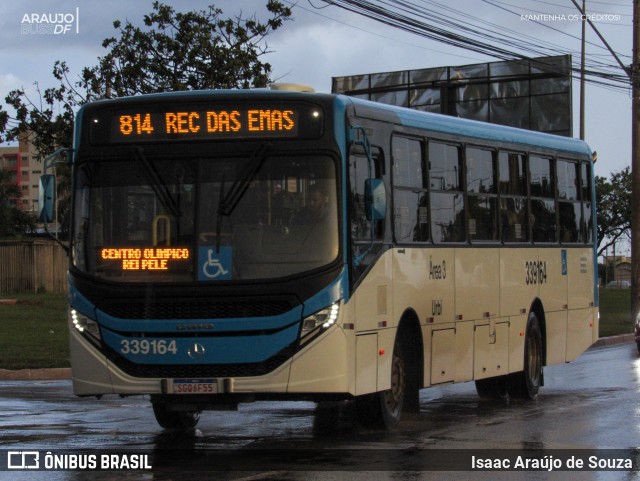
[{"left": 187, "top": 342, "right": 206, "bottom": 359}]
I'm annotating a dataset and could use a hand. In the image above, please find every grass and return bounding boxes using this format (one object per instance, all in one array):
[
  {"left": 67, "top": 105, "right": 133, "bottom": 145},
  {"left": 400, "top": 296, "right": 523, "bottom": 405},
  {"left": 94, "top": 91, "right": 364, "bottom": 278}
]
[
  {"left": 598, "top": 287, "right": 634, "bottom": 338},
  {"left": 0, "top": 293, "right": 69, "bottom": 370},
  {"left": 0, "top": 289, "right": 634, "bottom": 370}
]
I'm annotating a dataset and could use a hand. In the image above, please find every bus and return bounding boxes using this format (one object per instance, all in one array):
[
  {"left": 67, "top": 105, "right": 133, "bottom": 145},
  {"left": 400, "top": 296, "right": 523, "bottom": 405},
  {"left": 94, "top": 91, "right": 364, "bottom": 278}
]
[{"left": 57, "top": 86, "right": 598, "bottom": 430}]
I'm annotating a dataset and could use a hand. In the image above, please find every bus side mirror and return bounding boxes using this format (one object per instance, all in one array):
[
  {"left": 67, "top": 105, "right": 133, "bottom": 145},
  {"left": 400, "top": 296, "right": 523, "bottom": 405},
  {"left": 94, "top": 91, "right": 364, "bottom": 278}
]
[
  {"left": 38, "top": 174, "right": 55, "bottom": 223},
  {"left": 365, "top": 178, "right": 386, "bottom": 221}
]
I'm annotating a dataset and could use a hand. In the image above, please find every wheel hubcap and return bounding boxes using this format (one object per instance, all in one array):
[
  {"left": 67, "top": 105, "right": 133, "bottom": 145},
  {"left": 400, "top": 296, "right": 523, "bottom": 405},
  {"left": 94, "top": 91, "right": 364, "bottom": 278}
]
[{"left": 385, "top": 355, "right": 405, "bottom": 413}]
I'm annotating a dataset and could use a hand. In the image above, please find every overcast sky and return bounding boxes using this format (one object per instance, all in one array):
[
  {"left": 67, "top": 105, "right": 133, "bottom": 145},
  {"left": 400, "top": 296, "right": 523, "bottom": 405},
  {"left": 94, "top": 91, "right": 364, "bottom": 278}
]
[{"left": 0, "top": 0, "right": 632, "bottom": 182}]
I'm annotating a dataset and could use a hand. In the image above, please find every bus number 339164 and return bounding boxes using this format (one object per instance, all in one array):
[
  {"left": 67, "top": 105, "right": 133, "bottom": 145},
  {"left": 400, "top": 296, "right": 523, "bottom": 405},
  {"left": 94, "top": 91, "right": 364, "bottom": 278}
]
[
  {"left": 525, "top": 260, "right": 548, "bottom": 285},
  {"left": 120, "top": 339, "right": 178, "bottom": 355}
]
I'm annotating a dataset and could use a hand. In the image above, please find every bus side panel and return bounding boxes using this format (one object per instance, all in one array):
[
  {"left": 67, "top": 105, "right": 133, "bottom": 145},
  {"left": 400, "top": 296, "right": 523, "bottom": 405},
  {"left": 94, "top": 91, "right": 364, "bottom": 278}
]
[
  {"left": 565, "top": 247, "right": 598, "bottom": 362},
  {"left": 456, "top": 249, "right": 503, "bottom": 382},
  {"left": 567, "top": 248, "right": 596, "bottom": 309},
  {"left": 474, "top": 320, "right": 509, "bottom": 380},
  {"left": 431, "top": 328, "right": 456, "bottom": 384},
  {"left": 392, "top": 247, "right": 455, "bottom": 387},
  {"left": 544, "top": 311, "right": 568, "bottom": 366},
  {"left": 355, "top": 333, "right": 378, "bottom": 395},
  {"left": 454, "top": 320, "right": 474, "bottom": 382},
  {"left": 288, "top": 327, "right": 350, "bottom": 393},
  {"left": 455, "top": 248, "right": 499, "bottom": 322},
  {"left": 542, "top": 245, "right": 570, "bottom": 366},
  {"left": 566, "top": 308, "right": 596, "bottom": 362},
  {"left": 539, "top": 248, "right": 568, "bottom": 312},
  {"left": 355, "top": 251, "right": 393, "bottom": 333},
  {"left": 392, "top": 248, "right": 431, "bottom": 325},
  {"left": 352, "top": 251, "right": 394, "bottom": 395},
  {"left": 499, "top": 249, "right": 538, "bottom": 317},
  {"left": 391, "top": 247, "right": 456, "bottom": 326},
  {"left": 507, "top": 313, "right": 528, "bottom": 374}
]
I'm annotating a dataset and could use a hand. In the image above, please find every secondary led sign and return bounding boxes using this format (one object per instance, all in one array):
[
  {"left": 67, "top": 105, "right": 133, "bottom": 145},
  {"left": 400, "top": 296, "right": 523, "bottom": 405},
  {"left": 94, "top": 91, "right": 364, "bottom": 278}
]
[
  {"left": 110, "top": 108, "right": 299, "bottom": 142},
  {"left": 100, "top": 247, "right": 190, "bottom": 271}
]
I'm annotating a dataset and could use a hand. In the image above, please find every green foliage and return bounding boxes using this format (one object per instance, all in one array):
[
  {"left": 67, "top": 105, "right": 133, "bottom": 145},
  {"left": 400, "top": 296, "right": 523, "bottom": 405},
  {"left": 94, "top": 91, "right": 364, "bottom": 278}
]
[
  {"left": 595, "top": 167, "right": 631, "bottom": 257},
  {"left": 0, "top": 2, "right": 292, "bottom": 237},
  {"left": 2, "top": 2, "right": 292, "bottom": 144},
  {"left": 0, "top": 169, "right": 35, "bottom": 238},
  {"left": 82, "top": 1, "right": 292, "bottom": 97}
]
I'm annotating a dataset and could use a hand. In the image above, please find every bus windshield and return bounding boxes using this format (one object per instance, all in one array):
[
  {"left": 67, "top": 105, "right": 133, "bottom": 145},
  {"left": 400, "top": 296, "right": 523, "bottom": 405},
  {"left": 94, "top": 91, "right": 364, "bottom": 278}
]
[{"left": 72, "top": 151, "right": 339, "bottom": 282}]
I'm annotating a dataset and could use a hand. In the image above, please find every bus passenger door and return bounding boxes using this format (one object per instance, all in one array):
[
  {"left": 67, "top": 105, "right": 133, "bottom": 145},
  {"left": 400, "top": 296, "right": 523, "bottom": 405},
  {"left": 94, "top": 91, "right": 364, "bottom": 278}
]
[
  {"left": 348, "top": 143, "right": 388, "bottom": 312},
  {"left": 349, "top": 138, "right": 392, "bottom": 392}
]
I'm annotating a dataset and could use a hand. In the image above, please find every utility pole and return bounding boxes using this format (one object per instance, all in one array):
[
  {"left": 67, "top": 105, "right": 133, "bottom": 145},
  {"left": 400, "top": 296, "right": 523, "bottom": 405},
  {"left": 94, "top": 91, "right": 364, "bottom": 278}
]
[
  {"left": 631, "top": 0, "right": 640, "bottom": 323},
  {"left": 580, "top": 0, "right": 586, "bottom": 140}
]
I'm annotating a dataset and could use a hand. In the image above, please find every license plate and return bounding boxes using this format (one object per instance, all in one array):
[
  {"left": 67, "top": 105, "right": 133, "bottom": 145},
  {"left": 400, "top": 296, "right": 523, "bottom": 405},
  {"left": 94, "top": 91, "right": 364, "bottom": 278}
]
[{"left": 168, "top": 378, "right": 218, "bottom": 394}]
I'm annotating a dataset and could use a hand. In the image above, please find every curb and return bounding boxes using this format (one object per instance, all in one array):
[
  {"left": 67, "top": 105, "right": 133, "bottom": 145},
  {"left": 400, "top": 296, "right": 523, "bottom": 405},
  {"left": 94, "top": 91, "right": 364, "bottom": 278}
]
[
  {"left": 592, "top": 333, "right": 635, "bottom": 347},
  {"left": 0, "top": 335, "right": 635, "bottom": 381},
  {"left": 0, "top": 368, "right": 71, "bottom": 381}
]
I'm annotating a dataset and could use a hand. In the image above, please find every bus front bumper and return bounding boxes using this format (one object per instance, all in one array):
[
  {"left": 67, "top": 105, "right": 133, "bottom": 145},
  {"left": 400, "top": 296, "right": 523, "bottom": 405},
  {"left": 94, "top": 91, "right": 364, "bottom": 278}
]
[{"left": 70, "top": 326, "right": 352, "bottom": 399}]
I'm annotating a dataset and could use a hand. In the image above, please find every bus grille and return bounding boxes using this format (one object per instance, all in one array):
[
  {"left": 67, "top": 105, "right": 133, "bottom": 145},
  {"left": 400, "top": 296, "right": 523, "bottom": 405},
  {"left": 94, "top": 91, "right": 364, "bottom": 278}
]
[
  {"left": 106, "top": 347, "right": 295, "bottom": 378},
  {"left": 98, "top": 299, "right": 295, "bottom": 320}
]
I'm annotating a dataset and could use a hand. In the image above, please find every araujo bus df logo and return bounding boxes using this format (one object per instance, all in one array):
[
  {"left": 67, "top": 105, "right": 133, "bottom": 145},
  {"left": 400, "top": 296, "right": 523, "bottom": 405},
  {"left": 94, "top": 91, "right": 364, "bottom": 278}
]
[{"left": 21, "top": 8, "right": 80, "bottom": 35}]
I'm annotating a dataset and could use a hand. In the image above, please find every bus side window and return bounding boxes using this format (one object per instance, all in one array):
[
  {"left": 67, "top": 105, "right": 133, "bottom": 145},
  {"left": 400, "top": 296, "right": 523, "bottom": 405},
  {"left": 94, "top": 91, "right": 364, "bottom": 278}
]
[
  {"left": 530, "top": 155, "right": 557, "bottom": 243},
  {"left": 466, "top": 146, "right": 498, "bottom": 242},
  {"left": 392, "top": 136, "right": 428, "bottom": 243},
  {"left": 581, "top": 162, "right": 593, "bottom": 244},
  {"left": 428, "top": 141, "right": 465, "bottom": 243},
  {"left": 557, "top": 159, "right": 581, "bottom": 243},
  {"left": 349, "top": 146, "right": 385, "bottom": 283},
  {"left": 498, "top": 151, "right": 529, "bottom": 242}
]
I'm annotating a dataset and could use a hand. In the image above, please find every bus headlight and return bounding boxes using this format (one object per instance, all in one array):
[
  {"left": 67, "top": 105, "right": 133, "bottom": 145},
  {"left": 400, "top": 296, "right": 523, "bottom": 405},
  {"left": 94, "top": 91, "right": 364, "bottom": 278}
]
[
  {"left": 70, "top": 309, "right": 101, "bottom": 342},
  {"left": 300, "top": 303, "right": 340, "bottom": 340}
]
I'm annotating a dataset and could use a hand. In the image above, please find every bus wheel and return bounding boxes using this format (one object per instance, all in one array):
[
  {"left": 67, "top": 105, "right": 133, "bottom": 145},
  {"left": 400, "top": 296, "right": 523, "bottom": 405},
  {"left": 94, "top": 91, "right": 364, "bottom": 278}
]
[
  {"left": 152, "top": 402, "right": 201, "bottom": 430},
  {"left": 356, "top": 341, "right": 406, "bottom": 429},
  {"left": 510, "top": 312, "right": 543, "bottom": 400}
]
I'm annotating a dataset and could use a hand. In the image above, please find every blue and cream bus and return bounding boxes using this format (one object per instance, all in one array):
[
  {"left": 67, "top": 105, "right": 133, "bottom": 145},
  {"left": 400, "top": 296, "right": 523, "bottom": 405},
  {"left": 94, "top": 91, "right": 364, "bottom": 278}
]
[{"left": 60, "top": 85, "right": 598, "bottom": 429}]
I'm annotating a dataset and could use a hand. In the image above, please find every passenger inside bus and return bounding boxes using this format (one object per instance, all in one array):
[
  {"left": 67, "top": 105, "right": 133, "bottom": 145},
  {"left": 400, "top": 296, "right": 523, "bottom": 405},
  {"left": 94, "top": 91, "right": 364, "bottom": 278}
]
[{"left": 292, "top": 184, "right": 331, "bottom": 225}]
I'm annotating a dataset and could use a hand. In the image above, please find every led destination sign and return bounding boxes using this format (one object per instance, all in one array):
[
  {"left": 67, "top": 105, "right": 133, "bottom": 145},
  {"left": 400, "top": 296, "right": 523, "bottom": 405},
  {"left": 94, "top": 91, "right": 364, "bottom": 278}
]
[
  {"left": 108, "top": 107, "right": 301, "bottom": 142},
  {"left": 100, "top": 247, "right": 190, "bottom": 271}
]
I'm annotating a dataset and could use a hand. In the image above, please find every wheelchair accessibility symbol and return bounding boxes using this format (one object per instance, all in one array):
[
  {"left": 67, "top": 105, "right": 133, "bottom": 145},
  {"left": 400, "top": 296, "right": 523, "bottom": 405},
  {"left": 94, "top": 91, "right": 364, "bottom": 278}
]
[{"left": 198, "top": 246, "right": 232, "bottom": 281}]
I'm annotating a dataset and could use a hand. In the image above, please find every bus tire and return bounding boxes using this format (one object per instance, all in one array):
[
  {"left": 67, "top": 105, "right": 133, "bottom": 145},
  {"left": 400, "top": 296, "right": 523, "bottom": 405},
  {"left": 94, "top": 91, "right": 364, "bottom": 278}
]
[
  {"left": 510, "top": 312, "right": 543, "bottom": 400},
  {"left": 356, "top": 340, "right": 406, "bottom": 429},
  {"left": 152, "top": 402, "right": 201, "bottom": 430}
]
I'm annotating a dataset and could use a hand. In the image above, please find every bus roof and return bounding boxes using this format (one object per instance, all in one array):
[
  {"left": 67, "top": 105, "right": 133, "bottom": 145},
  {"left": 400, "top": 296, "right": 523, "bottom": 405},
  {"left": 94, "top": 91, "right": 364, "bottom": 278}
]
[
  {"left": 341, "top": 95, "right": 593, "bottom": 159},
  {"left": 78, "top": 88, "right": 335, "bottom": 109}
]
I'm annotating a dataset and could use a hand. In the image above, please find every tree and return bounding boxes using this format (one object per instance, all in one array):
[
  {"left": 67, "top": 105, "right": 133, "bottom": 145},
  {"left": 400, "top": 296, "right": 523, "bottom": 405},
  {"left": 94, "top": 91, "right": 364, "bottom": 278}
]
[
  {"left": 595, "top": 167, "right": 632, "bottom": 257},
  {"left": 1, "top": 1, "right": 292, "bottom": 148},
  {"left": 0, "top": 1, "right": 292, "bottom": 234},
  {"left": 80, "top": 0, "right": 292, "bottom": 98},
  {"left": 0, "top": 169, "right": 34, "bottom": 238}
]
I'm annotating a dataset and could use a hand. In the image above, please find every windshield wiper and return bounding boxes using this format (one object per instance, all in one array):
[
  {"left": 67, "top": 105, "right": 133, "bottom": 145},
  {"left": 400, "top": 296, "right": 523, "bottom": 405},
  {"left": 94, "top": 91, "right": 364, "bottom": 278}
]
[
  {"left": 214, "top": 142, "right": 271, "bottom": 252},
  {"left": 133, "top": 147, "right": 180, "bottom": 218},
  {"left": 217, "top": 142, "right": 271, "bottom": 217}
]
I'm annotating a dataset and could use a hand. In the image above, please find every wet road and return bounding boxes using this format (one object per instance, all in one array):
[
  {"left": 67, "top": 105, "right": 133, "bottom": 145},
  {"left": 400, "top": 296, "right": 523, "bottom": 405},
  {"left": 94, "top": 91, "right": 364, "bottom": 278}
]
[{"left": 1, "top": 343, "right": 639, "bottom": 480}]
